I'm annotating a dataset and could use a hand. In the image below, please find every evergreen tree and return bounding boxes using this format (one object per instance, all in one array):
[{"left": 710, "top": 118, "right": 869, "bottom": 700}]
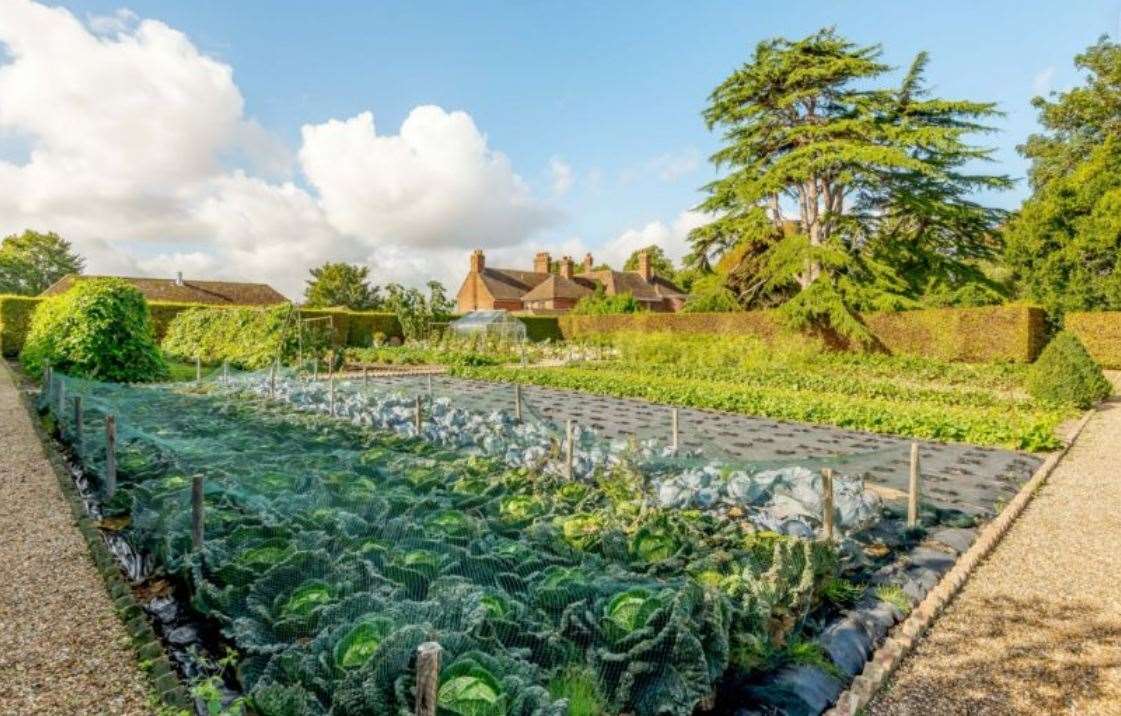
[
  {"left": 690, "top": 29, "right": 1009, "bottom": 338},
  {"left": 0, "top": 229, "right": 85, "bottom": 295},
  {"left": 303, "top": 262, "right": 382, "bottom": 310}
]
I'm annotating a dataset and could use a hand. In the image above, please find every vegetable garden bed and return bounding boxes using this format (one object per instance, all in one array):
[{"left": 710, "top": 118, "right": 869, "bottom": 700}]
[{"left": 35, "top": 367, "right": 1046, "bottom": 715}]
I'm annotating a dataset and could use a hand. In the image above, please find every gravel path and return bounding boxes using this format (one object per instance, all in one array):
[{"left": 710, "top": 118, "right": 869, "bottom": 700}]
[
  {"left": 869, "top": 394, "right": 1121, "bottom": 715},
  {"left": 0, "top": 363, "right": 152, "bottom": 715}
]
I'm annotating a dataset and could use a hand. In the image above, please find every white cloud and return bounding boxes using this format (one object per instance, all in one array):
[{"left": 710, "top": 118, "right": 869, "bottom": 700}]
[
  {"left": 619, "top": 148, "right": 701, "bottom": 186},
  {"left": 1033, "top": 66, "right": 1055, "bottom": 96},
  {"left": 548, "top": 155, "right": 574, "bottom": 196},
  {"left": 598, "top": 210, "right": 712, "bottom": 268},
  {"left": 0, "top": 0, "right": 560, "bottom": 298}
]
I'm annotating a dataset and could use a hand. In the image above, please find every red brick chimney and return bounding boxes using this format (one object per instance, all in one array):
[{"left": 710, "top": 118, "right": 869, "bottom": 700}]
[
  {"left": 534, "top": 251, "right": 551, "bottom": 274},
  {"left": 559, "top": 256, "right": 574, "bottom": 278},
  {"left": 582, "top": 253, "right": 594, "bottom": 273},
  {"left": 637, "top": 250, "right": 653, "bottom": 281},
  {"left": 469, "top": 249, "right": 485, "bottom": 273}
]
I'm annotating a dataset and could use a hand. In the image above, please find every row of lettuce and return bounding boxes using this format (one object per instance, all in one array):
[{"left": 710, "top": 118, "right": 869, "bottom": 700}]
[{"left": 46, "top": 374, "right": 858, "bottom": 716}]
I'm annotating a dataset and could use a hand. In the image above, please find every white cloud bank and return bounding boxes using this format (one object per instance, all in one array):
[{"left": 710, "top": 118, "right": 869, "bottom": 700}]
[{"left": 0, "top": 0, "right": 704, "bottom": 298}]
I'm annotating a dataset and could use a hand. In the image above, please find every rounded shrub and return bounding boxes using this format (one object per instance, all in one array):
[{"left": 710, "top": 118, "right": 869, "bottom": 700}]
[
  {"left": 1026, "top": 331, "right": 1112, "bottom": 409},
  {"left": 20, "top": 278, "right": 168, "bottom": 382}
]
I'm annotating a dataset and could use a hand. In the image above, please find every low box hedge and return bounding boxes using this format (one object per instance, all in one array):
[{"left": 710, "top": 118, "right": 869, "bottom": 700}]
[
  {"left": 558, "top": 304, "right": 1047, "bottom": 363},
  {"left": 1065, "top": 311, "right": 1121, "bottom": 369}
]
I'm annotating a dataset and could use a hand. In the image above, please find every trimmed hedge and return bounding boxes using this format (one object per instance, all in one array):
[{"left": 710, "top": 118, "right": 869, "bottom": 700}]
[
  {"left": 300, "top": 308, "right": 401, "bottom": 348},
  {"left": 1065, "top": 311, "right": 1121, "bottom": 369},
  {"left": 516, "top": 315, "right": 564, "bottom": 342},
  {"left": 0, "top": 294, "right": 41, "bottom": 357},
  {"left": 1026, "top": 332, "right": 1111, "bottom": 408},
  {"left": 558, "top": 305, "right": 1047, "bottom": 363}
]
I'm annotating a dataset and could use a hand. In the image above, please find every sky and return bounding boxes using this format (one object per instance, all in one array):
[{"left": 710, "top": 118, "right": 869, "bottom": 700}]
[{"left": 0, "top": 0, "right": 1118, "bottom": 298}]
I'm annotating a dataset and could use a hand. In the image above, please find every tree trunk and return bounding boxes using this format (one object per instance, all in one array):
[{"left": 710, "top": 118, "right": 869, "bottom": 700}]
[{"left": 800, "top": 179, "right": 822, "bottom": 287}]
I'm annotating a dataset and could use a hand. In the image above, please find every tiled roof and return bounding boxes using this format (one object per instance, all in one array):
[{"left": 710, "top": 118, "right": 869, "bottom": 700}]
[
  {"left": 477, "top": 268, "right": 550, "bottom": 300},
  {"left": 41, "top": 274, "right": 288, "bottom": 305},
  {"left": 582, "top": 270, "right": 687, "bottom": 303},
  {"left": 521, "top": 274, "right": 597, "bottom": 302}
]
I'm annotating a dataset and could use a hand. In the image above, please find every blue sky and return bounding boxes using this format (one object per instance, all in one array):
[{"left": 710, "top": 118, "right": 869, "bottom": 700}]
[{"left": 1, "top": 1, "right": 1118, "bottom": 294}]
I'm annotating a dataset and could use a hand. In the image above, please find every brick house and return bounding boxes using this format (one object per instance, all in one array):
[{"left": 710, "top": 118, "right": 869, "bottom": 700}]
[{"left": 455, "top": 249, "right": 687, "bottom": 314}]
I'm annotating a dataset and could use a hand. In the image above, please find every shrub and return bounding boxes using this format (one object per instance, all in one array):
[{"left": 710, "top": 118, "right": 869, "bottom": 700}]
[
  {"left": 571, "top": 289, "right": 641, "bottom": 315},
  {"left": 20, "top": 278, "right": 168, "bottom": 382},
  {"left": 162, "top": 304, "right": 325, "bottom": 369},
  {"left": 1026, "top": 332, "right": 1112, "bottom": 409}
]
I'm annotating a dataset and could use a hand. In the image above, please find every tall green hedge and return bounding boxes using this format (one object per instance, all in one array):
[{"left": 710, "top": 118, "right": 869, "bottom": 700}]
[
  {"left": 0, "top": 294, "right": 42, "bottom": 357},
  {"left": 20, "top": 278, "right": 168, "bottom": 382},
  {"left": 516, "top": 315, "right": 563, "bottom": 342},
  {"left": 162, "top": 305, "right": 302, "bottom": 369},
  {"left": 558, "top": 305, "right": 1047, "bottom": 363},
  {"left": 1065, "top": 311, "right": 1121, "bottom": 369}
]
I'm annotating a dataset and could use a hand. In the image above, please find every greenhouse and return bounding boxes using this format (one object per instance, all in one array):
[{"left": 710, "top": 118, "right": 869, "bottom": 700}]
[{"left": 447, "top": 311, "right": 528, "bottom": 344}]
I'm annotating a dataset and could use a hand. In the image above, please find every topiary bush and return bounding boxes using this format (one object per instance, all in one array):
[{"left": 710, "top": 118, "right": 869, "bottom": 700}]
[
  {"left": 1026, "top": 331, "right": 1112, "bottom": 408},
  {"left": 20, "top": 278, "right": 168, "bottom": 382}
]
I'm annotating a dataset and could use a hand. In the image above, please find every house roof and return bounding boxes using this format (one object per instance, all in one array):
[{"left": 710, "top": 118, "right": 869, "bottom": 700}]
[
  {"left": 40, "top": 274, "right": 288, "bottom": 305},
  {"left": 582, "top": 270, "right": 687, "bottom": 303},
  {"left": 476, "top": 268, "right": 550, "bottom": 300},
  {"left": 521, "top": 274, "right": 597, "bottom": 302}
]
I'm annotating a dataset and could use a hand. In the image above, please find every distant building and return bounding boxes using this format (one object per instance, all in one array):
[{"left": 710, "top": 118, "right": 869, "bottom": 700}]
[
  {"left": 41, "top": 273, "right": 288, "bottom": 305},
  {"left": 455, "top": 249, "right": 687, "bottom": 314}
]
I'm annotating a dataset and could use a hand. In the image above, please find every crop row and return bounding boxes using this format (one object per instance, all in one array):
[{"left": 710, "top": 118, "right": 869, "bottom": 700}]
[{"left": 452, "top": 366, "right": 1067, "bottom": 451}]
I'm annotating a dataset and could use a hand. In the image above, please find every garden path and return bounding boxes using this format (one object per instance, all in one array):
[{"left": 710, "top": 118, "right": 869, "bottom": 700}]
[
  {"left": 869, "top": 383, "right": 1121, "bottom": 715},
  {"left": 0, "top": 362, "right": 151, "bottom": 714}
]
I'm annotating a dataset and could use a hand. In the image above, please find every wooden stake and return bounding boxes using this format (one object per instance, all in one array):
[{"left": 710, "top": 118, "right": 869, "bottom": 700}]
[
  {"left": 105, "top": 414, "right": 117, "bottom": 499},
  {"left": 427, "top": 374, "right": 433, "bottom": 396},
  {"left": 671, "top": 407, "right": 679, "bottom": 451},
  {"left": 565, "top": 419, "right": 575, "bottom": 480},
  {"left": 195, "top": 355, "right": 201, "bottom": 384},
  {"left": 414, "top": 395, "right": 422, "bottom": 433},
  {"left": 191, "top": 474, "right": 205, "bottom": 551},
  {"left": 72, "top": 395, "right": 82, "bottom": 445},
  {"left": 269, "top": 362, "right": 276, "bottom": 398},
  {"left": 362, "top": 366, "right": 368, "bottom": 386},
  {"left": 821, "top": 468, "right": 835, "bottom": 541},
  {"left": 414, "top": 641, "right": 442, "bottom": 716},
  {"left": 514, "top": 383, "right": 522, "bottom": 421},
  {"left": 907, "top": 442, "right": 921, "bottom": 527},
  {"left": 222, "top": 361, "right": 229, "bottom": 385},
  {"left": 56, "top": 379, "right": 65, "bottom": 418},
  {"left": 329, "top": 375, "right": 336, "bottom": 416},
  {"left": 313, "top": 361, "right": 318, "bottom": 381}
]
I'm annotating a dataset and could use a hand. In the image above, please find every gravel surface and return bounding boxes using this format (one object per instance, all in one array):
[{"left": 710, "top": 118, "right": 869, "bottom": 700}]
[
  {"left": 0, "top": 364, "right": 152, "bottom": 715},
  {"left": 869, "top": 392, "right": 1121, "bottom": 715}
]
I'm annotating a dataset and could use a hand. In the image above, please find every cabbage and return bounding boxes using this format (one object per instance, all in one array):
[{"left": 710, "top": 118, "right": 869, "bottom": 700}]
[
  {"left": 333, "top": 617, "right": 393, "bottom": 670},
  {"left": 556, "top": 514, "right": 602, "bottom": 550},
  {"left": 281, "top": 581, "right": 333, "bottom": 618},
  {"left": 437, "top": 659, "right": 507, "bottom": 716},
  {"left": 631, "top": 524, "right": 680, "bottom": 564},
  {"left": 602, "top": 588, "right": 663, "bottom": 642},
  {"left": 499, "top": 495, "right": 544, "bottom": 523}
]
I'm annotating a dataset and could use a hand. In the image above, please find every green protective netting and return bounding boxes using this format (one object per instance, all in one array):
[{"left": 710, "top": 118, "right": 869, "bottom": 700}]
[{"left": 39, "top": 368, "right": 878, "bottom": 716}]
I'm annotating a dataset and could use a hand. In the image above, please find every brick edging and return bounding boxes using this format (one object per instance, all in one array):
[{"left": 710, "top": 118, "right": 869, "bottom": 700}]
[
  {"left": 825, "top": 409, "right": 1096, "bottom": 716},
  {"left": 3, "top": 361, "right": 193, "bottom": 712}
]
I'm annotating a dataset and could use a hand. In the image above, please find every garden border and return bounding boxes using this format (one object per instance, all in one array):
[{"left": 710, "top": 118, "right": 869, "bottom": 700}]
[
  {"left": 823, "top": 407, "right": 1096, "bottom": 715},
  {"left": 4, "top": 360, "right": 194, "bottom": 713}
]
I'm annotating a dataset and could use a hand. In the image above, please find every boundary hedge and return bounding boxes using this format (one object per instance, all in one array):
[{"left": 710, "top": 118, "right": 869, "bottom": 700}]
[
  {"left": 516, "top": 315, "right": 564, "bottom": 342},
  {"left": 558, "top": 304, "right": 1047, "bottom": 363},
  {"left": 1065, "top": 311, "right": 1121, "bottom": 368},
  {"left": 0, "top": 294, "right": 403, "bottom": 357}
]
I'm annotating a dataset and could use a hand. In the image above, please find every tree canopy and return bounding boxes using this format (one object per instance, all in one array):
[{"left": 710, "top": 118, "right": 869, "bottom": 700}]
[
  {"left": 303, "top": 262, "right": 382, "bottom": 310},
  {"left": 622, "top": 245, "right": 675, "bottom": 278},
  {"left": 0, "top": 230, "right": 85, "bottom": 296},
  {"left": 1005, "top": 37, "right": 1121, "bottom": 315},
  {"left": 383, "top": 280, "right": 454, "bottom": 339},
  {"left": 688, "top": 28, "right": 1009, "bottom": 339}
]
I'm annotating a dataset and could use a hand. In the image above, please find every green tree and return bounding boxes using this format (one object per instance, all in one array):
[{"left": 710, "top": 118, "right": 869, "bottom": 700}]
[
  {"left": 622, "top": 245, "right": 675, "bottom": 278},
  {"left": 570, "top": 287, "right": 641, "bottom": 315},
  {"left": 0, "top": 230, "right": 85, "bottom": 295},
  {"left": 303, "top": 262, "right": 382, "bottom": 310},
  {"left": 690, "top": 29, "right": 1009, "bottom": 339},
  {"left": 383, "top": 280, "right": 453, "bottom": 339},
  {"left": 1005, "top": 37, "right": 1121, "bottom": 315}
]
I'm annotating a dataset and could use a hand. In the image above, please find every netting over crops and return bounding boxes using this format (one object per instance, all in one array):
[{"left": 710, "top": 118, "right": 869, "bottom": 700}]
[{"left": 38, "top": 367, "right": 891, "bottom": 715}]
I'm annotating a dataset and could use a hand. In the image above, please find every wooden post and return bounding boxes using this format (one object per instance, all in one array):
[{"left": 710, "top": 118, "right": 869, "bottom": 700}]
[
  {"left": 415, "top": 641, "right": 442, "bottom": 716},
  {"left": 56, "top": 379, "right": 65, "bottom": 418},
  {"left": 269, "top": 362, "right": 277, "bottom": 398},
  {"left": 313, "top": 361, "right": 318, "bottom": 381},
  {"left": 670, "top": 407, "right": 679, "bottom": 452},
  {"left": 414, "top": 395, "right": 422, "bottom": 433},
  {"left": 105, "top": 414, "right": 117, "bottom": 499},
  {"left": 195, "top": 355, "right": 201, "bottom": 384},
  {"left": 362, "top": 366, "right": 368, "bottom": 386},
  {"left": 72, "top": 395, "right": 82, "bottom": 445},
  {"left": 329, "top": 375, "right": 336, "bottom": 416},
  {"left": 222, "top": 361, "right": 229, "bottom": 385},
  {"left": 520, "top": 341, "right": 527, "bottom": 366},
  {"left": 821, "top": 468, "right": 835, "bottom": 541},
  {"left": 514, "top": 383, "right": 522, "bottom": 420},
  {"left": 565, "top": 419, "right": 575, "bottom": 480},
  {"left": 427, "top": 374, "right": 433, "bottom": 397},
  {"left": 907, "top": 443, "right": 921, "bottom": 527},
  {"left": 191, "top": 474, "right": 205, "bottom": 551}
]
